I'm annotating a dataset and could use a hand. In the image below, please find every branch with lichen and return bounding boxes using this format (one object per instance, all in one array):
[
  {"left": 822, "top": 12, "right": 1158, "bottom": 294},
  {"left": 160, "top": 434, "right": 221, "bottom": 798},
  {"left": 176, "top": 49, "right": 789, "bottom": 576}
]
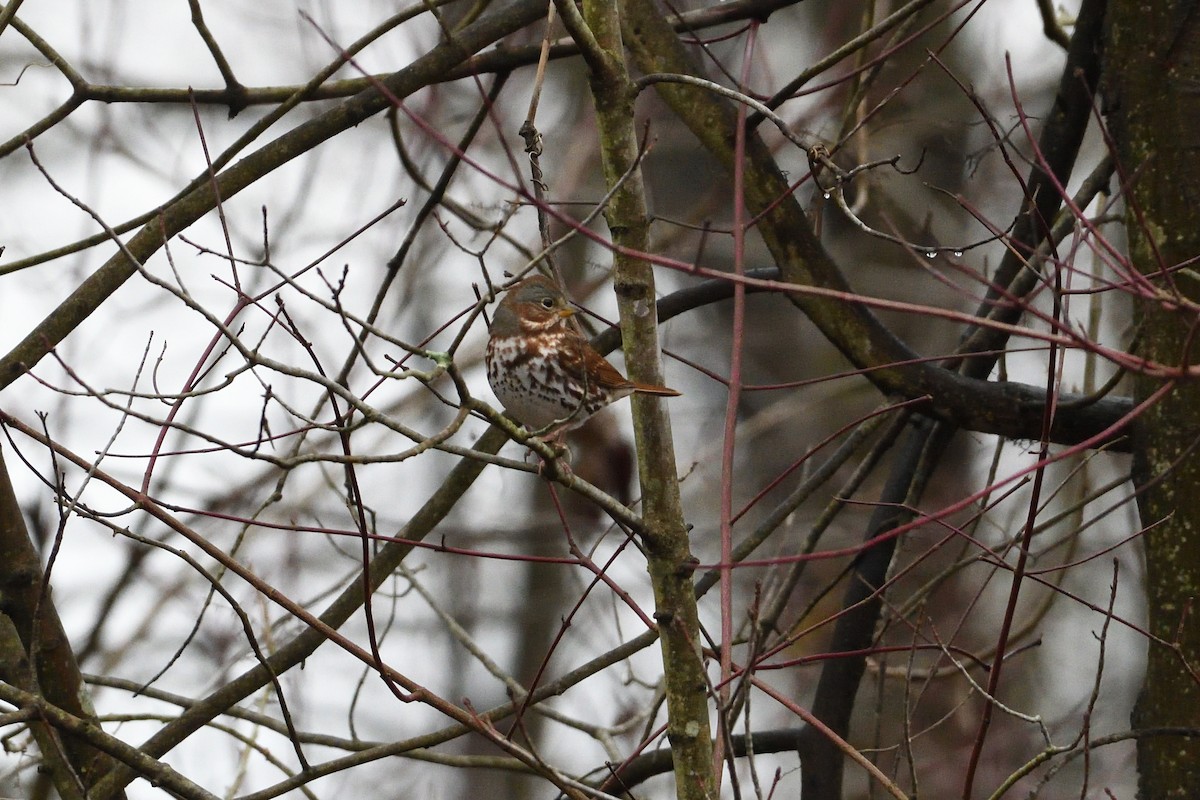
[{"left": 555, "top": 0, "right": 716, "bottom": 797}]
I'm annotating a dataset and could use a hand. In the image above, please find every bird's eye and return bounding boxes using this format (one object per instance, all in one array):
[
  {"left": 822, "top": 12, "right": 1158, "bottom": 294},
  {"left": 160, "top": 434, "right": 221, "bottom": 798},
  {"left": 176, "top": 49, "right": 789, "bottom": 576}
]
[{"left": 540, "top": 297, "right": 555, "bottom": 309}]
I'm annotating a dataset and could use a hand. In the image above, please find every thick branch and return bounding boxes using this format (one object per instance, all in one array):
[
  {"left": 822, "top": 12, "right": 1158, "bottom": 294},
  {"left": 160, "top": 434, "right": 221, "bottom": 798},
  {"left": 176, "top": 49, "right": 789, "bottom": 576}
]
[
  {"left": 568, "top": 0, "right": 716, "bottom": 795},
  {"left": 0, "top": 0, "right": 550, "bottom": 391},
  {"left": 618, "top": 0, "right": 1119, "bottom": 450},
  {"left": 0, "top": 447, "right": 123, "bottom": 797}
]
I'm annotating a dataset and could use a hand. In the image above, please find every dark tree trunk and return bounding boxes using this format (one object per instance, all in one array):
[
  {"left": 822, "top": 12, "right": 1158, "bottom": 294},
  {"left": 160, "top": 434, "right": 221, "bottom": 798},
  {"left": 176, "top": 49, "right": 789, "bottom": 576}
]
[{"left": 1105, "top": 2, "right": 1200, "bottom": 796}]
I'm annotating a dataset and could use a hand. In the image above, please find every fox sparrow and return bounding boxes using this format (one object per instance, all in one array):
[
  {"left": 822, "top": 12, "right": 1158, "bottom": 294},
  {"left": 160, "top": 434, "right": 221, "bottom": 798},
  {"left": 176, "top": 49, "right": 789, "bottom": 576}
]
[{"left": 486, "top": 276, "right": 680, "bottom": 435}]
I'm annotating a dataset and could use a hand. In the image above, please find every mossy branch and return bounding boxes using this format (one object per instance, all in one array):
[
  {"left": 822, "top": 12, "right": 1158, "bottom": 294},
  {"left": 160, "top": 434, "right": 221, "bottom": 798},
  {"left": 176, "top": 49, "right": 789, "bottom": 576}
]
[{"left": 558, "top": 0, "right": 716, "bottom": 797}]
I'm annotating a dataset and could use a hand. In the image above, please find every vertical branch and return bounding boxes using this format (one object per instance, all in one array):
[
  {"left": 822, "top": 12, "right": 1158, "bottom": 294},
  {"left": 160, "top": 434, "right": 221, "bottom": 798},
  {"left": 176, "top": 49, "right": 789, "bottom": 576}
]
[
  {"left": 554, "top": 0, "right": 715, "bottom": 797},
  {"left": 802, "top": 417, "right": 949, "bottom": 799},
  {"left": 715, "top": 20, "right": 757, "bottom": 786},
  {"left": 519, "top": 2, "right": 561, "bottom": 276}
]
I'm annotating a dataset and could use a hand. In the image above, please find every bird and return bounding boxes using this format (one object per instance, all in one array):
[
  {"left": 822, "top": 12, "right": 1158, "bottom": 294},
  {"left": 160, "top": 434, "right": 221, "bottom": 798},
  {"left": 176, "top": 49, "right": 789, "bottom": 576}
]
[{"left": 485, "top": 275, "right": 680, "bottom": 436}]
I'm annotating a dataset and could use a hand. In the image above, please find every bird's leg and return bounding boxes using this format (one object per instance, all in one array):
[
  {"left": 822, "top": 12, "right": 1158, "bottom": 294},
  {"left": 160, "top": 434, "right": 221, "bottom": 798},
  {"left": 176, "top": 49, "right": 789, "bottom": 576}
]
[{"left": 526, "top": 426, "right": 573, "bottom": 479}]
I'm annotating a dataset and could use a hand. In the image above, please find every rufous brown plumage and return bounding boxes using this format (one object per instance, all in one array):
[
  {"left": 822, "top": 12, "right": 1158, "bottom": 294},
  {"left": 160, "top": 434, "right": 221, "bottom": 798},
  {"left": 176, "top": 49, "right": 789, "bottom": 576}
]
[{"left": 486, "top": 276, "right": 679, "bottom": 434}]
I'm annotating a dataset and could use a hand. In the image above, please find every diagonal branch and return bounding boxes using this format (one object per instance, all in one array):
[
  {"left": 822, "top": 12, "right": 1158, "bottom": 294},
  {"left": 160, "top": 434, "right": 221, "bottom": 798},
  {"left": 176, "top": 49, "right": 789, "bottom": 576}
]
[{"left": 0, "top": 0, "right": 550, "bottom": 391}]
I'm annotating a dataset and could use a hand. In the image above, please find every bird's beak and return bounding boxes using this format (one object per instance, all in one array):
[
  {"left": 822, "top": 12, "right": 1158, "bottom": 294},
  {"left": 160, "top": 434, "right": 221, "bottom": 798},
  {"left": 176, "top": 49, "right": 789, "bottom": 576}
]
[{"left": 558, "top": 308, "right": 575, "bottom": 319}]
